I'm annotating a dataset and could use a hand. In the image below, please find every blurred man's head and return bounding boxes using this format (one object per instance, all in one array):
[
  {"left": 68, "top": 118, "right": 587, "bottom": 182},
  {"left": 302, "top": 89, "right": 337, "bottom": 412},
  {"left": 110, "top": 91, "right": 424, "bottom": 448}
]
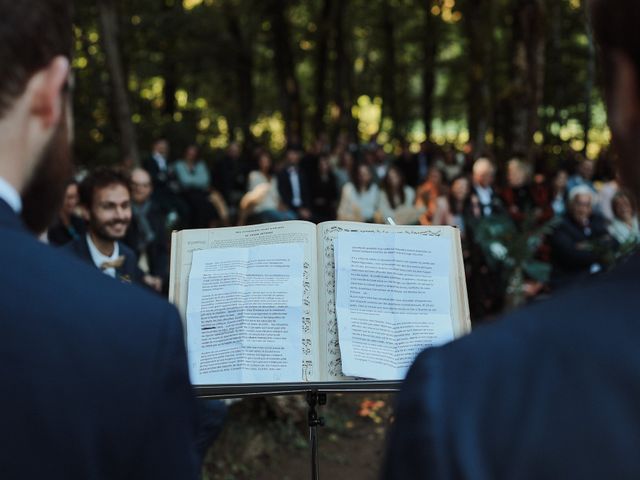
[
  {"left": 130, "top": 168, "right": 153, "bottom": 205},
  {"left": 472, "top": 158, "right": 495, "bottom": 189},
  {"left": 591, "top": 0, "right": 640, "bottom": 196},
  {"left": 227, "top": 142, "right": 241, "bottom": 159},
  {"left": 184, "top": 144, "right": 199, "bottom": 163},
  {"left": 285, "top": 147, "right": 301, "bottom": 166},
  {"left": 0, "top": 1, "right": 73, "bottom": 233},
  {"left": 507, "top": 159, "right": 531, "bottom": 188},
  {"left": 152, "top": 139, "right": 169, "bottom": 158},
  {"left": 568, "top": 186, "right": 595, "bottom": 226},
  {"left": 578, "top": 159, "right": 595, "bottom": 181},
  {"left": 79, "top": 169, "right": 132, "bottom": 243},
  {"left": 61, "top": 180, "right": 79, "bottom": 218}
]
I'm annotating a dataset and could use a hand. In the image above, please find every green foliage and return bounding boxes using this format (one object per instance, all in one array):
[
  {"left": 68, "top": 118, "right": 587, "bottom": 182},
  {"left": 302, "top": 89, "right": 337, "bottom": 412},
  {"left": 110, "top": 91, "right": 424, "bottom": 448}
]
[
  {"left": 73, "top": 0, "right": 608, "bottom": 165},
  {"left": 471, "top": 212, "right": 558, "bottom": 282}
]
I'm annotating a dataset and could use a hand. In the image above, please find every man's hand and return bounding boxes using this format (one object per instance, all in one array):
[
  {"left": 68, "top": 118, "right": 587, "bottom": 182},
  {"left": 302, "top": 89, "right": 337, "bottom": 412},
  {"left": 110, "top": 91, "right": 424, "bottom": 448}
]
[
  {"left": 143, "top": 275, "right": 163, "bottom": 292},
  {"left": 298, "top": 208, "right": 312, "bottom": 220}
]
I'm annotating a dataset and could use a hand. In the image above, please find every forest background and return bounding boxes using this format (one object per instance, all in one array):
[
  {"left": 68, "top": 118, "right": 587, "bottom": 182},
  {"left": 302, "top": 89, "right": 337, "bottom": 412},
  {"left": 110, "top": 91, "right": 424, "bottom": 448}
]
[{"left": 74, "top": 0, "right": 604, "bottom": 168}]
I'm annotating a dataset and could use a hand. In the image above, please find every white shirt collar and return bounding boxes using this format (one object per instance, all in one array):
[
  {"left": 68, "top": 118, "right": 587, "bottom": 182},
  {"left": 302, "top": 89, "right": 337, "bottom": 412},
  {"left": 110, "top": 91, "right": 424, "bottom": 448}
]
[
  {"left": 0, "top": 176, "right": 22, "bottom": 213},
  {"left": 86, "top": 233, "right": 119, "bottom": 278},
  {"left": 152, "top": 152, "right": 168, "bottom": 171}
]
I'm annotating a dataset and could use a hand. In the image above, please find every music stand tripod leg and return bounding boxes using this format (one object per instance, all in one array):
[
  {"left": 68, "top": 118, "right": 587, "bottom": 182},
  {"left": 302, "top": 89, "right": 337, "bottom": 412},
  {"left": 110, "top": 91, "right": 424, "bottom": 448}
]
[{"left": 307, "top": 391, "right": 327, "bottom": 480}]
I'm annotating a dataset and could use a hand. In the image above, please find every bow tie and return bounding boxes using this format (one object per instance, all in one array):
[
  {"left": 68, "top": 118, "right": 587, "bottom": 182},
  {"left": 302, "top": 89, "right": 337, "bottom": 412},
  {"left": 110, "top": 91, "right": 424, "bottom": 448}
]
[{"left": 100, "top": 256, "right": 126, "bottom": 271}]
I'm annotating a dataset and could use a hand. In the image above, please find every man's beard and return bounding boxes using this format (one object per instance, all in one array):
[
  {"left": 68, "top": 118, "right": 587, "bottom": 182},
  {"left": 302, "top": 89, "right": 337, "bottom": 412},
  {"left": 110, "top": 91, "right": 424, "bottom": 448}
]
[
  {"left": 90, "top": 218, "right": 129, "bottom": 243},
  {"left": 21, "top": 109, "right": 73, "bottom": 235}
]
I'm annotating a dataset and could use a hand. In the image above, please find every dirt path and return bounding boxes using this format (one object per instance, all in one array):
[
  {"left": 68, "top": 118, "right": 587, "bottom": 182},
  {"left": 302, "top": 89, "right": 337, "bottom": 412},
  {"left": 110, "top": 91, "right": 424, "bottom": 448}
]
[{"left": 203, "top": 393, "right": 396, "bottom": 480}]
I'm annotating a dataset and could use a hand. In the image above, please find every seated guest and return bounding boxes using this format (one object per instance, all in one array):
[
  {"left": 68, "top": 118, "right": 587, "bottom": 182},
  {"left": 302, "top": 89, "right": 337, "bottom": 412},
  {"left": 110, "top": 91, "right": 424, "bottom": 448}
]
[
  {"left": 415, "top": 167, "right": 449, "bottom": 225},
  {"left": 470, "top": 157, "right": 503, "bottom": 217},
  {"left": 501, "top": 158, "right": 552, "bottom": 227},
  {"left": 66, "top": 169, "right": 158, "bottom": 290},
  {"left": 372, "top": 145, "right": 391, "bottom": 184},
  {"left": 143, "top": 138, "right": 172, "bottom": 204},
  {"left": 376, "top": 165, "right": 422, "bottom": 225},
  {"left": 337, "top": 163, "right": 380, "bottom": 222},
  {"left": 47, "top": 179, "right": 85, "bottom": 245},
  {"left": 142, "top": 138, "right": 189, "bottom": 228},
  {"left": 567, "top": 158, "right": 597, "bottom": 194},
  {"left": 277, "top": 147, "right": 313, "bottom": 220},
  {"left": 551, "top": 169, "right": 569, "bottom": 216},
  {"left": 311, "top": 154, "right": 339, "bottom": 223},
  {"left": 124, "top": 168, "right": 169, "bottom": 292},
  {"left": 334, "top": 150, "right": 354, "bottom": 193},
  {"left": 435, "top": 146, "right": 464, "bottom": 183},
  {"left": 549, "top": 185, "right": 612, "bottom": 289},
  {"left": 608, "top": 190, "right": 640, "bottom": 246},
  {"left": 174, "top": 144, "right": 218, "bottom": 228},
  {"left": 595, "top": 156, "right": 619, "bottom": 222},
  {"left": 240, "top": 151, "right": 295, "bottom": 224},
  {"left": 446, "top": 175, "right": 472, "bottom": 236}
]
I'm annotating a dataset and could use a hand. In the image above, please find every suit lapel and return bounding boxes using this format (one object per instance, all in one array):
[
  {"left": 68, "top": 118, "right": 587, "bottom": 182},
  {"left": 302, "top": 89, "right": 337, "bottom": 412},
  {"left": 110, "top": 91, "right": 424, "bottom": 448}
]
[{"left": 0, "top": 199, "right": 26, "bottom": 232}]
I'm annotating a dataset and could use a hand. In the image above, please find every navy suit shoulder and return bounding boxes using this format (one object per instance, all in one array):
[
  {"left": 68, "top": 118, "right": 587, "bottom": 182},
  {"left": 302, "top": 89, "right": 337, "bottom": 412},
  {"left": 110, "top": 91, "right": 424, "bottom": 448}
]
[
  {"left": 384, "top": 253, "right": 640, "bottom": 479},
  {"left": 0, "top": 202, "right": 198, "bottom": 479}
]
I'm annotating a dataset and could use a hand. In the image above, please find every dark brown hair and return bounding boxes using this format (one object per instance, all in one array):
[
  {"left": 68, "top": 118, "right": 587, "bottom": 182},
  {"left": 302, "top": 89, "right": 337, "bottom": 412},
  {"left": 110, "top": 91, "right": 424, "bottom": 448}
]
[
  {"left": 0, "top": 0, "right": 72, "bottom": 118},
  {"left": 382, "top": 165, "right": 406, "bottom": 209},
  {"left": 79, "top": 169, "right": 131, "bottom": 209}
]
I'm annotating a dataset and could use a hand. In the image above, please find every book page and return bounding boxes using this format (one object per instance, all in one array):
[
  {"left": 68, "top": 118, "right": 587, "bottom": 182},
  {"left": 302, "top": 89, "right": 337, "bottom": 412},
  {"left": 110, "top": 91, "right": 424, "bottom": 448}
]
[
  {"left": 317, "top": 221, "right": 466, "bottom": 382},
  {"left": 170, "top": 221, "right": 319, "bottom": 383},
  {"left": 334, "top": 232, "right": 454, "bottom": 380},
  {"left": 186, "top": 244, "right": 304, "bottom": 384}
]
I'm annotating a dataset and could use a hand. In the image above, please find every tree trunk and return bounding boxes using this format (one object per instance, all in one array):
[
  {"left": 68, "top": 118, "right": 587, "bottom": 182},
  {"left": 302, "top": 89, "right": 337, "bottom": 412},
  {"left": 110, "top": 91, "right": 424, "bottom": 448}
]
[
  {"left": 97, "top": 0, "right": 140, "bottom": 165},
  {"left": 161, "top": 0, "right": 181, "bottom": 118},
  {"left": 333, "top": 0, "right": 356, "bottom": 140},
  {"left": 421, "top": 0, "right": 439, "bottom": 140},
  {"left": 510, "top": 0, "right": 546, "bottom": 160},
  {"left": 224, "top": 4, "right": 255, "bottom": 147},
  {"left": 583, "top": 4, "right": 595, "bottom": 157},
  {"left": 267, "top": 0, "right": 304, "bottom": 144},
  {"left": 462, "top": 0, "right": 493, "bottom": 157},
  {"left": 314, "top": 0, "right": 333, "bottom": 136},
  {"left": 381, "top": 0, "right": 399, "bottom": 139}
]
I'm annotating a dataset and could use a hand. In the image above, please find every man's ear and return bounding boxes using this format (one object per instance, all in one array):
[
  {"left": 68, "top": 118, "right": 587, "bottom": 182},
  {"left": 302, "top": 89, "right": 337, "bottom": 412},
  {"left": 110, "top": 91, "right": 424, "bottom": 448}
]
[
  {"left": 610, "top": 52, "right": 640, "bottom": 137},
  {"left": 28, "top": 56, "right": 70, "bottom": 130}
]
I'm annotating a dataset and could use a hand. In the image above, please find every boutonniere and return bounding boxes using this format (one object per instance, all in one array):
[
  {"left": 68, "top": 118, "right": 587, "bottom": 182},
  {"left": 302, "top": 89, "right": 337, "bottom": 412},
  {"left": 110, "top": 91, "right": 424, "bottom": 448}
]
[{"left": 119, "top": 274, "right": 132, "bottom": 284}]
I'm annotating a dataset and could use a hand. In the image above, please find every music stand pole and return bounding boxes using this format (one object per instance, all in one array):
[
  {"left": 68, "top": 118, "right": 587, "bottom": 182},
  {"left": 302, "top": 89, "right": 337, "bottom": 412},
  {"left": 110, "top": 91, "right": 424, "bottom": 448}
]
[{"left": 307, "top": 391, "right": 326, "bottom": 480}]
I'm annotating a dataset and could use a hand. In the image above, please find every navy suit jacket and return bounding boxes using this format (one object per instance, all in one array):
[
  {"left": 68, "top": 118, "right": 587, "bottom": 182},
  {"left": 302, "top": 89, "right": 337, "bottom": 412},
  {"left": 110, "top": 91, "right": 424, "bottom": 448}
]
[
  {"left": 384, "top": 252, "right": 640, "bottom": 479},
  {"left": 64, "top": 234, "right": 144, "bottom": 286},
  {"left": 277, "top": 166, "right": 312, "bottom": 211},
  {"left": 0, "top": 200, "right": 198, "bottom": 479}
]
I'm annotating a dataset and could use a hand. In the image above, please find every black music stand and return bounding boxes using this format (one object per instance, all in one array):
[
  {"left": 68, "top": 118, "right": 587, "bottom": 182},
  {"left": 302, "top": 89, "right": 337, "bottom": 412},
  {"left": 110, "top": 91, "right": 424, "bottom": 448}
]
[{"left": 196, "top": 381, "right": 401, "bottom": 480}]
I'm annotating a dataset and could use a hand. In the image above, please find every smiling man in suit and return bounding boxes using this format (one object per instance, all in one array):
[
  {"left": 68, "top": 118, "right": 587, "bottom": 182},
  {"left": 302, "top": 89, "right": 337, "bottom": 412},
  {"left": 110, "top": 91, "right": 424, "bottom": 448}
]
[
  {"left": 65, "top": 168, "right": 163, "bottom": 291},
  {"left": 0, "top": 1, "right": 198, "bottom": 478},
  {"left": 65, "top": 169, "right": 144, "bottom": 284},
  {"left": 383, "top": 1, "right": 640, "bottom": 478}
]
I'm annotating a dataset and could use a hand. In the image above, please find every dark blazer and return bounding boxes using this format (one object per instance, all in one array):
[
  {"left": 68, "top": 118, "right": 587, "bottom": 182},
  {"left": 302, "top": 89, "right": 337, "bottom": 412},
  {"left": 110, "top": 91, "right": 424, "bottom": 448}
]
[
  {"left": 0, "top": 200, "right": 198, "bottom": 479},
  {"left": 549, "top": 213, "right": 612, "bottom": 288},
  {"left": 277, "top": 165, "right": 312, "bottom": 211},
  {"left": 384, "top": 252, "right": 640, "bottom": 479},
  {"left": 47, "top": 214, "right": 86, "bottom": 246},
  {"left": 64, "top": 234, "right": 145, "bottom": 286}
]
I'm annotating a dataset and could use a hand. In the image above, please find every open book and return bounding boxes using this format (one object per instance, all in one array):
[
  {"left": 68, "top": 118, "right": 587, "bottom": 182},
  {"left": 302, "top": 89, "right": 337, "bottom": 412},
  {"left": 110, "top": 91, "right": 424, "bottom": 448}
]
[{"left": 169, "top": 221, "right": 470, "bottom": 388}]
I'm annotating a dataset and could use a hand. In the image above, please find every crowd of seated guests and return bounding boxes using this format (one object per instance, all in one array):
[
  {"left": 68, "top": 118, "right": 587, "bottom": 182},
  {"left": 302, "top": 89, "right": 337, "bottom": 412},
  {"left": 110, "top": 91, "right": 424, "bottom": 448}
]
[{"left": 45, "top": 136, "right": 640, "bottom": 322}]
